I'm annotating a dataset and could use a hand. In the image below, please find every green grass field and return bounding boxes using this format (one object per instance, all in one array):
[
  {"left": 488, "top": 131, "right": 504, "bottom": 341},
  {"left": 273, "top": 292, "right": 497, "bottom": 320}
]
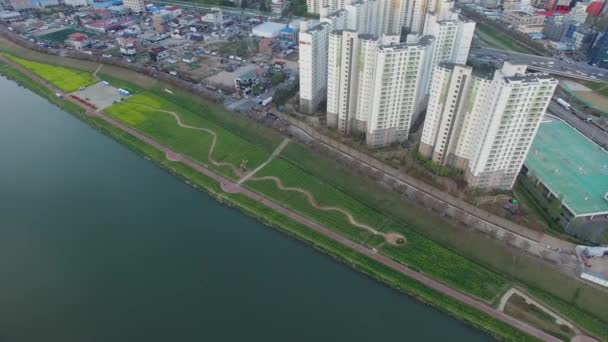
[
  {"left": 4, "top": 54, "right": 97, "bottom": 92},
  {"left": 105, "top": 93, "right": 272, "bottom": 179},
  {"left": 244, "top": 157, "right": 508, "bottom": 302}
]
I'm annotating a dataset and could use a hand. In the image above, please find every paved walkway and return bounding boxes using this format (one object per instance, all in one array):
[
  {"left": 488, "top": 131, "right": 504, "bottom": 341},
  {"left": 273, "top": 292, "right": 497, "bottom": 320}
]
[
  {"left": 93, "top": 64, "right": 103, "bottom": 78},
  {"left": 498, "top": 288, "right": 578, "bottom": 332},
  {"left": 0, "top": 54, "right": 569, "bottom": 342}
]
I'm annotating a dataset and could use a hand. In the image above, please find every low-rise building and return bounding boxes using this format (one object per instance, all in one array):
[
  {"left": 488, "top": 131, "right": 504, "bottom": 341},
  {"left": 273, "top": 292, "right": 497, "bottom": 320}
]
[
  {"left": 522, "top": 119, "right": 608, "bottom": 241},
  {"left": 64, "top": 0, "right": 90, "bottom": 6},
  {"left": 65, "top": 32, "right": 89, "bottom": 49},
  {"left": 259, "top": 37, "right": 279, "bottom": 56},
  {"left": 149, "top": 46, "right": 170, "bottom": 62},
  {"left": 85, "top": 17, "right": 135, "bottom": 33},
  {"left": 571, "top": 26, "right": 597, "bottom": 55},
  {"left": 0, "top": 10, "right": 21, "bottom": 22},
  {"left": 235, "top": 71, "right": 260, "bottom": 95},
  {"left": 501, "top": 10, "right": 546, "bottom": 33},
  {"left": 252, "top": 21, "right": 287, "bottom": 38},
  {"left": 542, "top": 16, "right": 567, "bottom": 41},
  {"left": 117, "top": 37, "right": 137, "bottom": 55},
  {"left": 123, "top": 0, "right": 144, "bottom": 13}
]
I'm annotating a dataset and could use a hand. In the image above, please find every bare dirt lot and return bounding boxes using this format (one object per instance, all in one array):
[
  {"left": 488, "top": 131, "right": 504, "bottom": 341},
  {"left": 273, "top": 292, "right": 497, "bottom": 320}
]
[
  {"left": 72, "top": 82, "right": 124, "bottom": 110},
  {"left": 205, "top": 63, "right": 261, "bottom": 88}
]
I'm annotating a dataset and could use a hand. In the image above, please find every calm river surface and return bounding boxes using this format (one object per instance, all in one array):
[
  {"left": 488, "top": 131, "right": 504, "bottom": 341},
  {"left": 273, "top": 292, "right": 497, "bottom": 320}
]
[{"left": 0, "top": 76, "right": 491, "bottom": 341}]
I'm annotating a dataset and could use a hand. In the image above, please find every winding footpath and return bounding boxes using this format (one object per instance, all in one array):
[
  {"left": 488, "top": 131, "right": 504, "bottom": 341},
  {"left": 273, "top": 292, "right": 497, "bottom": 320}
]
[
  {"left": 248, "top": 175, "right": 385, "bottom": 237},
  {"left": 0, "top": 54, "right": 571, "bottom": 342},
  {"left": 123, "top": 101, "right": 243, "bottom": 176},
  {"left": 121, "top": 101, "right": 397, "bottom": 241}
]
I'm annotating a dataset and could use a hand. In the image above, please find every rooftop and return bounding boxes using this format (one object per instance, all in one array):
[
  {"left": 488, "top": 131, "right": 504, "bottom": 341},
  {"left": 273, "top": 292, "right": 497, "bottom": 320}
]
[{"left": 524, "top": 118, "right": 608, "bottom": 216}]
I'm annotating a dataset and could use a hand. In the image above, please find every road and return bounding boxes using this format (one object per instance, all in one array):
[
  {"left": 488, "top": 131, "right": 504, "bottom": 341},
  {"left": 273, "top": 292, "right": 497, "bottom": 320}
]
[
  {"left": 151, "top": 0, "right": 280, "bottom": 19},
  {"left": 0, "top": 54, "right": 565, "bottom": 342},
  {"left": 470, "top": 48, "right": 608, "bottom": 83},
  {"left": 548, "top": 101, "right": 608, "bottom": 149}
]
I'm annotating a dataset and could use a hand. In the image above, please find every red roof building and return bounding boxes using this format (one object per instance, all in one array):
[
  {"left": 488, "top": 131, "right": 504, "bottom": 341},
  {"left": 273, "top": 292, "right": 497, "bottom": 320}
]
[{"left": 586, "top": 1, "right": 604, "bottom": 16}]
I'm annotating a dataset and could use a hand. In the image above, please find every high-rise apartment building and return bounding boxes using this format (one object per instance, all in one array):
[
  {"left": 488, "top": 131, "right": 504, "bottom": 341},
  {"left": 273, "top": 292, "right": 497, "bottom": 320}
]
[
  {"left": 327, "top": 31, "right": 364, "bottom": 134},
  {"left": 123, "top": 0, "right": 145, "bottom": 13},
  {"left": 345, "top": 0, "right": 385, "bottom": 37},
  {"left": 422, "top": 0, "right": 475, "bottom": 93},
  {"left": 365, "top": 35, "right": 434, "bottom": 146},
  {"left": 420, "top": 62, "right": 557, "bottom": 190},
  {"left": 327, "top": 33, "right": 434, "bottom": 146},
  {"left": 403, "top": 0, "right": 431, "bottom": 33},
  {"left": 299, "top": 0, "right": 388, "bottom": 114},
  {"left": 307, "top": 0, "right": 350, "bottom": 14},
  {"left": 299, "top": 11, "right": 348, "bottom": 114}
]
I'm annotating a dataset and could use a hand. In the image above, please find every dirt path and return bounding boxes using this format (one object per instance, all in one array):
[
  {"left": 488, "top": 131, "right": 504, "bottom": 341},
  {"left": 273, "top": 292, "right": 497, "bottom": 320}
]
[
  {"left": 0, "top": 54, "right": 568, "bottom": 342},
  {"left": 498, "top": 288, "right": 581, "bottom": 334},
  {"left": 122, "top": 101, "right": 243, "bottom": 177},
  {"left": 118, "top": 102, "right": 405, "bottom": 243},
  {"left": 238, "top": 138, "right": 289, "bottom": 185},
  {"left": 93, "top": 64, "right": 103, "bottom": 78}
]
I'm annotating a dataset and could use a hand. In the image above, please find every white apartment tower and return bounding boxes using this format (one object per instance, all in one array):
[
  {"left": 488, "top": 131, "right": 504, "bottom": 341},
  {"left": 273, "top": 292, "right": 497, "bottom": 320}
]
[
  {"left": 327, "top": 33, "right": 434, "bottom": 146},
  {"left": 123, "top": 0, "right": 145, "bottom": 13},
  {"left": 420, "top": 62, "right": 558, "bottom": 190},
  {"left": 327, "top": 31, "right": 365, "bottom": 134},
  {"left": 299, "top": 0, "right": 388, "bottom": 114},
  {"left": 422, "top": 0, "right": 475, "bottom": 93},
  {"left": 307, "top": 0, "right": 350, "bottom": 14},
  {"left": 365, "top": 35, "right": 434, "bottom": 146},
  {"left": 299, "top": 11, "right": 348, "bottom": 114},
  {"left": 345, "top": 0, "right": 385, "bottom": 37},
  {"left": 403, "top": 0, "right": 431, "bottom": 33}
]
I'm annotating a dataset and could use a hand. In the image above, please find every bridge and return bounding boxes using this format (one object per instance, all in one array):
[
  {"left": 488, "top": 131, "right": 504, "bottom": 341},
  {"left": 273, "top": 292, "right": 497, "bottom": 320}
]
[{"left": 470, "top": 47, "right": 608, "bottom": 83}]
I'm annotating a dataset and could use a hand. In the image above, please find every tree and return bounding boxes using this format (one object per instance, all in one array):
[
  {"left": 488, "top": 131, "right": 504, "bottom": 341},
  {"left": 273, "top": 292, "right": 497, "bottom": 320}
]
[{"left": 271, "top": 72, "right": 286, "bottom": 85}]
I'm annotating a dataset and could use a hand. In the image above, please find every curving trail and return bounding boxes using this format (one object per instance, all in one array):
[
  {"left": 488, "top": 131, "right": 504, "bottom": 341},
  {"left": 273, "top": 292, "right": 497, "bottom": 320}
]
[
  {"left": 250, "top": 175, "right": 384, "bottom": 237},
  {"left": 123, "top": 101, "right": 242, "bottom": 176},
  {"left": 123, "top": 102, "right": 403, "bottom": 242}
]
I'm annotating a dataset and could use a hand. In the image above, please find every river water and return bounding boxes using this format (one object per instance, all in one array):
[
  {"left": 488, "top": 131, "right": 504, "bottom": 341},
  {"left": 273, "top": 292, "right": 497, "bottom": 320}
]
[{"left": 0, "top": 76, "right": 491, "bottom": 341}]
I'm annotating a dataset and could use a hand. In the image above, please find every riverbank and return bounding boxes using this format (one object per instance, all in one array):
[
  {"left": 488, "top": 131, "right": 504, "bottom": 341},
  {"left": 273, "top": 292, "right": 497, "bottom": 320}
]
[
  {"left": 3, "top": 33, "right": 608, "bottom": 330},
  {"left": 0, "top": 55, "right": 556, "bottom": 341},
  {"left": 4, "top": 48, "right": 608, "bottom": 340}
]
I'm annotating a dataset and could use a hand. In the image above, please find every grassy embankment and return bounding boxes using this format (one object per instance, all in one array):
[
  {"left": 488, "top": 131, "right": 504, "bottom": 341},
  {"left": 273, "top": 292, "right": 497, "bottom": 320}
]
[
  {"left": 4, "top": 53, "right": 96, "bottom": 92},
  {"left": 474, "top": 23, "right": 540, "bottom": 55},
  {"left": 504, "top": 294, "right": 576, "bottom": 341},
  {"left": 101, "top": 70, "right": 608, "bottom": 340},
  {"left": 3, "top": 52, "right": 608, "bottom": 340},
  {"left": 0, "top": 58, "right": 539, "bottom": 341},
  {"left": 104, "top": 91, "right": 508, "bottom": 303}
]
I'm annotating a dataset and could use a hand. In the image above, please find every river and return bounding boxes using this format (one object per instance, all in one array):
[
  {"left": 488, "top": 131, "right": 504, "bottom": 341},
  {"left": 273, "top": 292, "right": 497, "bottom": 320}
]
[{"left": 0, "top": 76, "right": 491, "bottom": 341}]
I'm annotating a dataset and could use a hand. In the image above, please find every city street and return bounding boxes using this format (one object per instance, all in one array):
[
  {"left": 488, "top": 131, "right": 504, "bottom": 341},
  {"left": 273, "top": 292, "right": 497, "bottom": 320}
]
[{"left": 471, "top": 48, "right": 608, "bottom": 83}]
